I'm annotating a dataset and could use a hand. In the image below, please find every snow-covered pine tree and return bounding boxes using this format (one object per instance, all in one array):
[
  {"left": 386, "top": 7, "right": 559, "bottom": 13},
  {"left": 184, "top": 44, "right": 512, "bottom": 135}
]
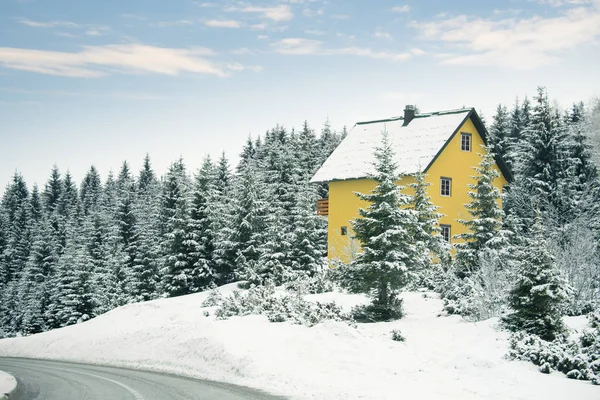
[
  {"left": 454, "top": 146, "right": 508, "bottom": 278},
  {"left": 490, "top": 105, "right": 512, "bottom": 171},
  {"left": 346, "top": 131, "right": 421, "bottom": 320},
  {"left": 289, "top": 180, "right": 327, "bottom": 279},
  {"left": 51, "top": 220, "right": 95, "bottom": 327},
  {"left": 19, "top": 216, "right": 57, "bottom": 334},
  {"left": 236, "top": 135, "right": 256, "bottom": 174},
  {"left": 503, "top": 211, "right": 568, "bottom": 341},
  {"left": 80, "top": 166, "right": 102, "bottom": 216},
  {"left": 297, "top": 120, "right": 320, "bottom": 179},
  {"left": 218, "top": 163, "right": 269, "bottom": 284},
  {"left": 160, "top": 159, "right": 195, "bottom": 297},
  {"left": 513, "top": 87, "right": 571, "bottom": 220},
  {"left": 42, "top": 165, "right": 62, "bottom": 215},
  {"left": 408, "top": 171, "right": 448, "bottom": 284},
  {"left": 127, "top": 155, "right": 161, "bottom": 302},
  {"left": 185, "top": 156, "right": 220, "bottom": 291}
]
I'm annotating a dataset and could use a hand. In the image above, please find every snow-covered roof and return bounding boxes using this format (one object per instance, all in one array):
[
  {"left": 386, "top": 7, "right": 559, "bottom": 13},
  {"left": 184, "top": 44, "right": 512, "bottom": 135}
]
[{"left": 311, "top": 108, "right": 472, "bottom": 183}]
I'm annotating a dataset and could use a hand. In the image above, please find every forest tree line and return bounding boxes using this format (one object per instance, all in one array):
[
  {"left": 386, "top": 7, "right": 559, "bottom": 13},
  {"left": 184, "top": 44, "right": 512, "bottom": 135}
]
[
  {"left": 1, "top": 86, "right": 600, "bottom": 339},
  {"left": 0, "top": 121, "right": 346, "bottom": 337}
]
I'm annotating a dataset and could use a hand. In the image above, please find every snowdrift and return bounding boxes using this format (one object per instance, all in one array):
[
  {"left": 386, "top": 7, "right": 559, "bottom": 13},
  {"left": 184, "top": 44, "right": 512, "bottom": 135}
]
[{"left": 0, "top": 284, "right": 597, "bottom": 400}]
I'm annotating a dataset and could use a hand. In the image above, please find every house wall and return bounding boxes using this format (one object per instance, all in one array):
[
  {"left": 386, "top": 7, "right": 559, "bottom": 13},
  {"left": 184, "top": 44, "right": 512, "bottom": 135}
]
[{"left": 326, "top": 117, "right": 508, "bottom": 263}]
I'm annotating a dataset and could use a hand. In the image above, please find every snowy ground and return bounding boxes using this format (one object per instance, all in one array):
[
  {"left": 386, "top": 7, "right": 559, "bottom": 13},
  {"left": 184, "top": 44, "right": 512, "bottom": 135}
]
[
  {"left": 0, "top": 370, "right": 17, "bottom": 396},
  {"left": 0, "top": 284, "right": 597, "bottom": 400}
]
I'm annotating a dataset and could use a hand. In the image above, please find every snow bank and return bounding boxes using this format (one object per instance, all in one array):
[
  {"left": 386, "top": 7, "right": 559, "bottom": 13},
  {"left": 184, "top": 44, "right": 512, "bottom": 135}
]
[
  {"left": 0, "top": 284, "right": 597, "bottom": 400},
  {"left": 0, "top": 370, "right": 17, "bottom": 397}
]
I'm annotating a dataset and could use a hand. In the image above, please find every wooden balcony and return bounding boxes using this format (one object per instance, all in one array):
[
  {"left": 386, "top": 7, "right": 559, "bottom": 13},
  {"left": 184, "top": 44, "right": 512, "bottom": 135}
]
[{"left": 317, "top": 198, "right": 329, "bottom": 216}]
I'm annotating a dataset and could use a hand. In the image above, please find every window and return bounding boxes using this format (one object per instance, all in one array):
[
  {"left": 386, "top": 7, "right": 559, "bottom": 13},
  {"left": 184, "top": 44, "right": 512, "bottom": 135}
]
[
  {"left": 440, "top": 225, "right": 451, "bottom": 243},
  {"left": 440, "top": 177, "right": 452, "bottom": 197},
  {"left": 461, "top": 133, "right": 472, "bottom": 152},
  {"left": 341, "top": 226, "right": 348, "bottom": 236}
]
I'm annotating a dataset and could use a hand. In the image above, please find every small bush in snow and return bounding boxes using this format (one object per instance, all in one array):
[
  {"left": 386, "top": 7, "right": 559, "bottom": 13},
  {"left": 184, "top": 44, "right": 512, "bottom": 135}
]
[
  {"left": 508, "top": 315, "right": 600, "bottom": 384},
  {"left": 391, "top": 329, "right": 406, "bottom": 342},
  {"left": 351, "top": 296, "right": 404, "bottom": 323},
  {"left": 203, "top": 310, "right": 210, "bottom": 317},
  {"left": 201, "top": 289, "right": 223, "bottom": 307},
  {"left": 285, "top": 268, "right": 337, "bottom": 295},
  {"left": 215, "top": 284, "right": 346, "bottom": 327}
]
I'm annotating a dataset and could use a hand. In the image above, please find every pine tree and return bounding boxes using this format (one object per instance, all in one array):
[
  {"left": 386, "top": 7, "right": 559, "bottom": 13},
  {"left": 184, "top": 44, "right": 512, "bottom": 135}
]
[
  {"left": 80, "top": 166, "right": 102, "bottom": 216},
  {"left": 346, "top": 132, "right": 421, "bottom": 319},
  {"left": 454, "top": 146, "right": 508, "bottom": 278},
  {"left": 290, "top": 180, "right": 327, "bottom": 278},
  {"left": 185, "top": 157, "right": 219, "bottom": 290},
  {"left": 408, "top": 171, "right": 448, "bottom": 266},
  {"left": 19, "top": 217, "right": 57, "bottom": 334},
  {"left": 503, "top": 212, "right": 568, "bottom": 341},
  {"left": 160, "top": 159, "right": 194, "bottom": 297},
  {"left": 218, "top": 164, "right": 269, "bottom": 284},
  {"left": 127, "top": 156, "right": 161, "bottom": 302},
  {"left": 490, "top": 104, "right": 511, "bottom": 170},
  {"left": 42, "top": 165, "right": 62, "bottom": 214}
]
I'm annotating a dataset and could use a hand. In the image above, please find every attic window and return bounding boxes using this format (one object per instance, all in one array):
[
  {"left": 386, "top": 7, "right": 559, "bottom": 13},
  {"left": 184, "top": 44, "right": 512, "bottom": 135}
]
[
  {"left": 440, "top": 225, "right": 451, "bottom": 243},
  {"left": 461, "top": 133, "right": 472, "bottom": 152},
  {"left": 440, "top": 177, "right": 452, "bottom": 197},
  {"left": 341, "top": 226, "right": 348, "bottom": 236}
]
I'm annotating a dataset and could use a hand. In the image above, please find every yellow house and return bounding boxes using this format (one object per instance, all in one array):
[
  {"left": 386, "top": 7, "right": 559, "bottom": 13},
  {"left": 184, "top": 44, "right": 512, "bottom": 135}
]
[{"left": 310, "top": 106, "right": 512, "bottom": 263}]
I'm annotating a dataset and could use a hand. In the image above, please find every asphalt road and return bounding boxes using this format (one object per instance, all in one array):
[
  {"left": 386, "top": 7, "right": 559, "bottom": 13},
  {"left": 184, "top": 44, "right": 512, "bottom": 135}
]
[{"left": 0, "top": 358, "right": 287, "bottom": 400}]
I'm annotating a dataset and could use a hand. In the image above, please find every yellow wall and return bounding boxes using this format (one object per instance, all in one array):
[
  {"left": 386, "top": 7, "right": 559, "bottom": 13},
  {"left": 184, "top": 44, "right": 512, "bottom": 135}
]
[{"left": 327, "top": 117, "right": 508, "bottom": 263}]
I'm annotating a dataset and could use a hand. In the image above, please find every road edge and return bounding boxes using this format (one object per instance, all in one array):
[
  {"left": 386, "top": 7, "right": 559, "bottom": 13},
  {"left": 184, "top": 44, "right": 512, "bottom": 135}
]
[{"left": 0, "top": 370, "right": 17, "bottom": 400}]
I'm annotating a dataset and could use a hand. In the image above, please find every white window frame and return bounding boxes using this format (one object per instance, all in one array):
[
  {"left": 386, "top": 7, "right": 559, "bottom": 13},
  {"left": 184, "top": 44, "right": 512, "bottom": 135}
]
[
  {"left": 460, "top": 133, "right": 472, "bottom": 152},
  {"left": 440, "top": 224, "right": 451, "bottom": 243},
  {"left": 440, "top": 177, "right": 452, "bottom": 197}
]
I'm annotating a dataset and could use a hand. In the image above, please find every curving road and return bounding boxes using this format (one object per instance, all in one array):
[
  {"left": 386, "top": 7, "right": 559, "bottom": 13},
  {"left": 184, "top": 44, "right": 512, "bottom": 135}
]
[{"left": 0, "top": 358, "right": 287, "bottom": 400}]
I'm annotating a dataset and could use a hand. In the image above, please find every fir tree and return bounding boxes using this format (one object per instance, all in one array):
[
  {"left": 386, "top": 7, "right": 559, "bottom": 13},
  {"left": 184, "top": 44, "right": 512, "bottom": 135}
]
[
  {"left": 80, "top": 166, "right": 102, "bottom": 216},
  {"left": 186, "top": 157, "right": 219, "bottom": 290},
  {"left": 503, "top": 212, "right": 568, "bottom": 341},
  {"left": 408, "top": 171, "right": 448, "bottom": 266},
  {"left": 290, "top": 180, "right": 327, "bottom": 278},
  {"left": 160, "top": 159, "right": 194, "bottom": 297},
  {"left": 218, "top": 164, "right": 269, "bottom": 284},
  {"left": 346, "top": 132, "right": 421, "bottom": 319},
  {"left": 42, "top": 165, "right": 62, "bottom": 214},
  {"left": 454, "top": 146, "right": 508, "bottom": 278}
]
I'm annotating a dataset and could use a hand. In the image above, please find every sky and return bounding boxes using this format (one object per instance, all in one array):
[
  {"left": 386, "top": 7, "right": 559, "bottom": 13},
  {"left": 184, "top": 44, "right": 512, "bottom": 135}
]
[{"left": 1, "top": 0, "right": 599, "bottom": 190}]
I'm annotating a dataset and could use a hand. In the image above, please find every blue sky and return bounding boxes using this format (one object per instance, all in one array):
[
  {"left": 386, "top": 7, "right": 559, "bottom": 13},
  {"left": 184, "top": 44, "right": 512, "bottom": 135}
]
[{"left": 1, "top": 0, "right": 599, "bottom": 189}]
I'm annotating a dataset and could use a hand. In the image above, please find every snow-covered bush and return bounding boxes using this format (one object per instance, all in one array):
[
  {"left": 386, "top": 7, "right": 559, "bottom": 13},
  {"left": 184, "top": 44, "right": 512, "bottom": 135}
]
[
  {"left": 215, "top": 284, "right": 346, "bottom": 327},
  {"left": 391, "top": 329, "right": 406, "bottom": 342},
  {"left": 285, "top": 267, "right": 337, "bottom": 295},
  {"left": 547, "top": 219, "right": 600, "bottom": 316},
  {"left": 201, "top": 289, "right": 223, "bottom": 307},
  {"left": 350, "top": 296, "right": 404, "bottom": 323},
  {"left": 508, "top": 312, "right": 600, "bottom": 384},
  {"left": 440, "top": 249, "right": 512, "bottom": 321}
]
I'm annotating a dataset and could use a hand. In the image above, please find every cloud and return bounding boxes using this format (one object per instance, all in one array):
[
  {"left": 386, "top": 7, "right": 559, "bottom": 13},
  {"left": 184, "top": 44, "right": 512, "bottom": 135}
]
[
  {"left": 228, "top": 5, "right": 293, "bottom": 21},
  {"left": 151, "top": 20, "right": 194, "bottom": 27},
  {"left": 391, "top": 5, "right": 411, "bottom": 13},
  {"left": 19, "top": 19, "right": 80, "bottom": 28},
  {"left": 305, "top": 29, "right": 325, "bottom": 35},
  {"left": 303, "top": 8, "right": 324, "bottom": 17},
  {"left": 225, "top": 63, "right": 263, "bottom": 72},
  {"left": 375, "top": 31, "right": 393, "bottom": 40},
  {"left": 410, "top": 2, "right": 600, "bottom": 69},
  {"left": 272, "top": 38, "right": 413, "bottom": 61},
  {"left": 204, "top": 19, "right": 241, "bottom": 28},
  {"left": 532, "top": 0, "right": 594, "bottom": 6},
  {"left": 0, "top": 44, "right": 226, "bottom": 78}
]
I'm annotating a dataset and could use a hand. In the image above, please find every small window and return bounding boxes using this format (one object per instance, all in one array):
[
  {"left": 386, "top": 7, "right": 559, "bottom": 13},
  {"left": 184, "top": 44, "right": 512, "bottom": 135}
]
[
  {"left": 461, "top": 133, "right": 472, "bottom": 152},
  {"left": 341, "top": 226, "right": 347, "bottom": 236},
  {"left": 440, "top": 225, "right": 451, "bottom": 243},
  {"left": 440, "top": 177, "right": 452, "bottom": 197}
]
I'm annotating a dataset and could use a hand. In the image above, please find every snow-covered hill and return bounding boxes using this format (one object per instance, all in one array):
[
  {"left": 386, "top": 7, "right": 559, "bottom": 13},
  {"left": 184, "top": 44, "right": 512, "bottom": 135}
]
[{"left": 0, "top": 284, "right": 596, "bottom": 400}]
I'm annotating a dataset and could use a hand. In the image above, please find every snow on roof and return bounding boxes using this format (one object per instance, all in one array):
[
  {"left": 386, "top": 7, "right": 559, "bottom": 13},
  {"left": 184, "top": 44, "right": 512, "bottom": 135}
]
[{"left": 311, "top": 109, "right": 472, "bottom": 183}]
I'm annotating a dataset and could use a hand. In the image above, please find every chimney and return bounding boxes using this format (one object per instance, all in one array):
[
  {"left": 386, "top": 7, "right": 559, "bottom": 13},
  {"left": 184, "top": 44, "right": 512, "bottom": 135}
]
[{"left": 403, "top": 105, "right": 416, "bottom": 126}]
